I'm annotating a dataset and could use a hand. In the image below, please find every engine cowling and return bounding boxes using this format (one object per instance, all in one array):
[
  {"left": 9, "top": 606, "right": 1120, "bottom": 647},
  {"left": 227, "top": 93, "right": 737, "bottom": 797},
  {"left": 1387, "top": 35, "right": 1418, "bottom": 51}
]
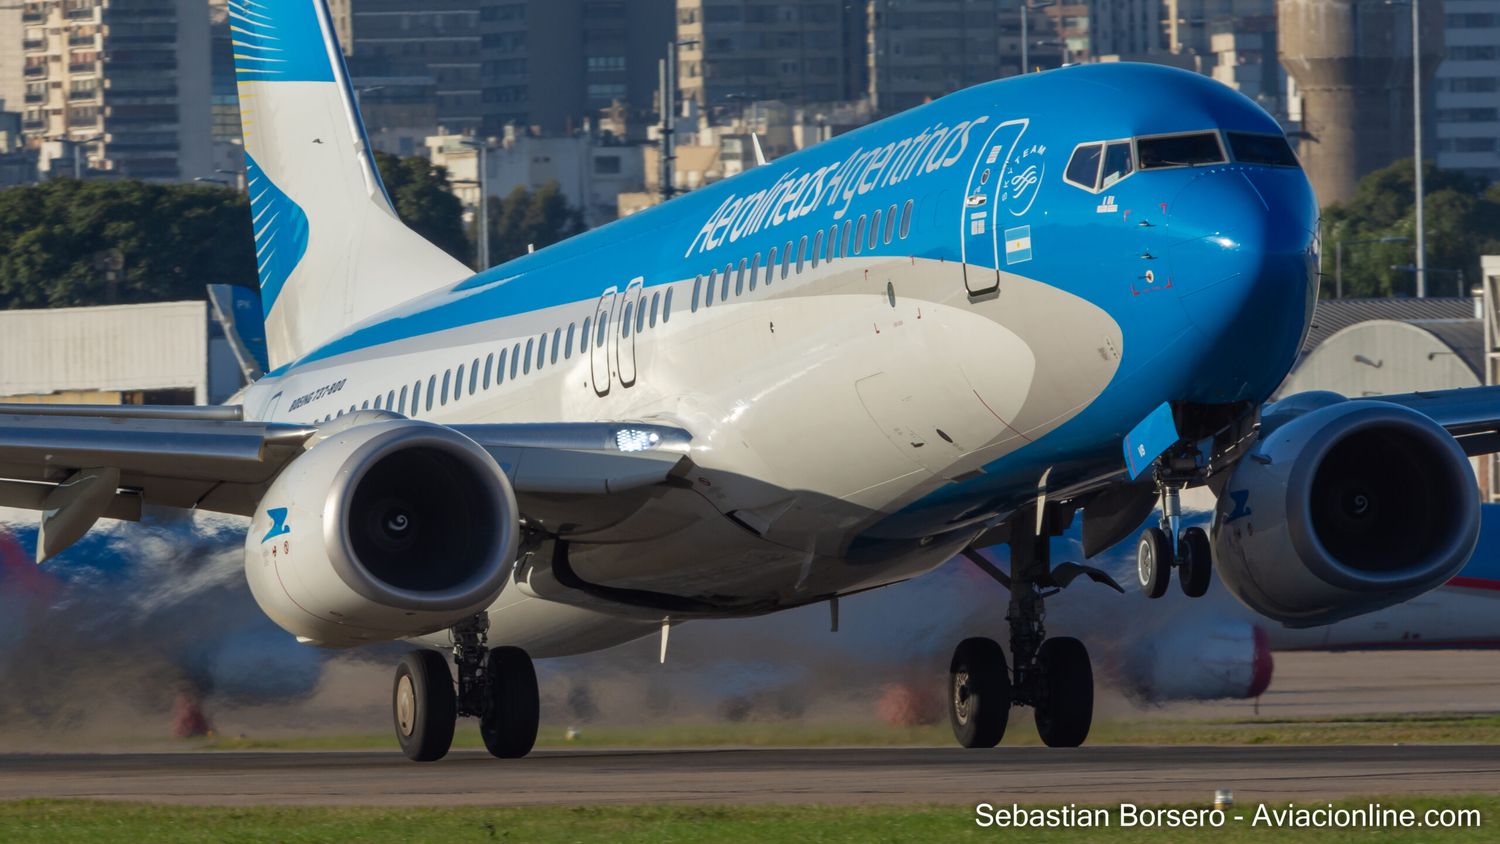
[
  {"left": 1212, "top": 393, "right": 1480, "bottom": 627},
  {"left": 1118, "top": 620, "right": 1273, "bottom": 702},
  {"left": 246, "top": 416, "right": 519, "bottom": 646}
]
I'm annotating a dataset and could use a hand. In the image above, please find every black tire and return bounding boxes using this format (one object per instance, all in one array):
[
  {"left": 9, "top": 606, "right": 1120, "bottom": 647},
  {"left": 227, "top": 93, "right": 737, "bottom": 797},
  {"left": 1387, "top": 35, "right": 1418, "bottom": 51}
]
[
  {"left": 1178, "top": 526, "right": 1212, "bottom": 598},
  {"left": 948, "top": 637, "right": 1010, "bottom": 749},
  {"left": 480, "top": 646, "right": 539, "bottom": 759},
  {"left": 393, "top": 650, "right": 456, "bottom": 762},
  {"left": 1137, "top": 526, "right": 1171, "bottom": 599},
  {"left": 1034, "top": 637, "right": 1093, "bottom": 748}
]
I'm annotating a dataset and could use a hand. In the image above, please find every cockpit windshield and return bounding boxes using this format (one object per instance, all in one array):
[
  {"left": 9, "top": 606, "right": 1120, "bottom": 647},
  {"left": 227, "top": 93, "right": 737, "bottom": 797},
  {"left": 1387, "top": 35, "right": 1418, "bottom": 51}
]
[
  {"left": 1227, "top": 132, "right": 1300, "bottom": 167},
  {"left": 1136, "top": 132, "right": 1226, "bottom": 169}
]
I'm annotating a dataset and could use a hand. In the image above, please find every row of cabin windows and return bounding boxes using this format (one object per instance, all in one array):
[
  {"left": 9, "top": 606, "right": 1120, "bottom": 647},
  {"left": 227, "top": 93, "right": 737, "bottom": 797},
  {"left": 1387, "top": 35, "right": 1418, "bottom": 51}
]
[
  {"left": 310, "top": 198, "right": 919, "bottom": 423},
  {"left": 316, "top": 287, "right": 678, "bottom": 422},
  {"left": 690, "top": 199, "right": 914, "bottom": 313}
]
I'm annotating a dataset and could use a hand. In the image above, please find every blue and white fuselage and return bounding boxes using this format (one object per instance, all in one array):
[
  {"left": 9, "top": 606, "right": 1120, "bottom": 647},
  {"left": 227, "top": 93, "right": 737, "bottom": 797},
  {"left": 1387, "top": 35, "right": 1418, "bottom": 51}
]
[{"left": 234, "top": 62, "right": 1318, "bottom": 647}]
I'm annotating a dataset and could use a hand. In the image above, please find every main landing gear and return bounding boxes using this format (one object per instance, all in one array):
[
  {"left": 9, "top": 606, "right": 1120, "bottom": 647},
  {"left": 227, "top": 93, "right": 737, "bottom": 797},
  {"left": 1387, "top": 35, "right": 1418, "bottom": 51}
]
[
  {"left": 1136, "top": 471, "right": 1212, "bottom": 599},
  {"left": 392, "top": 613, "right": 539, "bottom": 762},
  {"left": 951, "top": 503, "right": 1114, "bottom": 749}
]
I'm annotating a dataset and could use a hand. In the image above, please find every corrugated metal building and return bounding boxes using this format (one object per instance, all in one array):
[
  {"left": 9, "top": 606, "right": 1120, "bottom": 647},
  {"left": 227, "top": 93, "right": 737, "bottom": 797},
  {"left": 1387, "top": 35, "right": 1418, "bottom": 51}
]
[
  {"left": 1277, "top": 297, "right": 1483, "bottom": 399},
  {"left": 0, "top": 301, "right": 243, "bottom": 405}
]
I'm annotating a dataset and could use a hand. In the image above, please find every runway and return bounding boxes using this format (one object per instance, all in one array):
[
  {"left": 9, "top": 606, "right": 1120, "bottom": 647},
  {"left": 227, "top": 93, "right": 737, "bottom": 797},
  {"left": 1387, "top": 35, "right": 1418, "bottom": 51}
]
[{"left": 2, "top": 745, "right": 1498, "bottom": 806}]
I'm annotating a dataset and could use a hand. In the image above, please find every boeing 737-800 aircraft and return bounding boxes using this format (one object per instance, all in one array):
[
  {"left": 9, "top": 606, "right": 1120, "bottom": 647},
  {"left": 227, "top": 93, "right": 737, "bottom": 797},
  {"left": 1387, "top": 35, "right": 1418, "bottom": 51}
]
[{"left": 2, "top": 0, "right": 1497, "bottom": 761}]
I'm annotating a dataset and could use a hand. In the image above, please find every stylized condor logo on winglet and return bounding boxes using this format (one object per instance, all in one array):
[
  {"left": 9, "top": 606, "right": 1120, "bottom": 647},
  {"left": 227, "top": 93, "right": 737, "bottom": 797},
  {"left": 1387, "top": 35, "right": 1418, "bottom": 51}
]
[{"left": 262, "top": 507, "right": 291, "bottom": 543}]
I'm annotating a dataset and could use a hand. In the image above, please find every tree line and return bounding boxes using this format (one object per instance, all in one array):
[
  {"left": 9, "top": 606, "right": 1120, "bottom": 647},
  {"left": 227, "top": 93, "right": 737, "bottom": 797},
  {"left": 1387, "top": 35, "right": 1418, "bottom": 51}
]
[{"left": 0, "top": 152, "right": 585, "bottom": 309}]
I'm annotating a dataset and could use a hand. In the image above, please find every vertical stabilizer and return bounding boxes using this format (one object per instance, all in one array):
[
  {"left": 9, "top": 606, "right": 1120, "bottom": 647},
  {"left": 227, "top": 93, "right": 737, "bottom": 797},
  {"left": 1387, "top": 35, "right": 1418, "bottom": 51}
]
[{"left": 230, "top": 0, "right": 473, "bottom": 368}]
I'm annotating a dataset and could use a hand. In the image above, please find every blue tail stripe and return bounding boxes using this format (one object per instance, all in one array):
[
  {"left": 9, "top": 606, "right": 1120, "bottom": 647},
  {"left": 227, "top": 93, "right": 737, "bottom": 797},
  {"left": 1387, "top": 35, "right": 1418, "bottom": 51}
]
[
  {"left": 228, "top": 0, "right": 334, "bottom": 83},
  {"left": 245, "top": 153, "right": 309, "bottom": 317}
]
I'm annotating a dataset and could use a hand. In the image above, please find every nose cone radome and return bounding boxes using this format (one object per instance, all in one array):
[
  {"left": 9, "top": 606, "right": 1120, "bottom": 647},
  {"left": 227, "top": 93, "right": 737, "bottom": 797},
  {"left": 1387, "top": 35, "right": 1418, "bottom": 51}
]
[{"left": 1169, "top": 168, "right": 1319, "bottom": 404}]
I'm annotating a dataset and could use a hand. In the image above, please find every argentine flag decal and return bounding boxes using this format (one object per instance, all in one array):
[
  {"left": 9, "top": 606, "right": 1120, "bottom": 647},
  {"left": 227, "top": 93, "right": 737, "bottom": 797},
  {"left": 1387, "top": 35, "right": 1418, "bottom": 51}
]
[{"left": 1004, "top": 225, "right": 1033, "bottom": 265}]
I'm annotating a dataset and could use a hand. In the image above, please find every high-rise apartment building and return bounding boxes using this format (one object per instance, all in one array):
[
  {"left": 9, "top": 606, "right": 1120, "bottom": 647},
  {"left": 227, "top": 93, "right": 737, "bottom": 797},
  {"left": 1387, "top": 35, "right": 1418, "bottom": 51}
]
[
  {"left": 327, "top": 0, "right": 485, "bottom": 133},
  {"left": 1435, "top": 0, "right": 1500, "bottom": 181},
  {"left": 677, "top": 0, "right": 855, "bottom": 111},
  {"left": 865, "top": 0, "right": 1037, "bottom": 114},
  {"left": 479, "top": 0, "right": 671, "bottom": 136},
  {"left": 2, "top": 0, "right": 211, "bottom": 181}
]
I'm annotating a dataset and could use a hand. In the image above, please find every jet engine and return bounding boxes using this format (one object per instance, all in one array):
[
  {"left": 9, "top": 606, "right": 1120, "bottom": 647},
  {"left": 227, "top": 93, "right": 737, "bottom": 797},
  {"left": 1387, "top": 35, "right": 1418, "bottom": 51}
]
[
  {"left": 245, "top": 417, "right": 519, "bottom": 646},
  {"left": 1212, "top": 393, "right": 1479, "bottom": 627},
  {"left": 1118, "top": 620, "right": 1273, "bottom": 702}
]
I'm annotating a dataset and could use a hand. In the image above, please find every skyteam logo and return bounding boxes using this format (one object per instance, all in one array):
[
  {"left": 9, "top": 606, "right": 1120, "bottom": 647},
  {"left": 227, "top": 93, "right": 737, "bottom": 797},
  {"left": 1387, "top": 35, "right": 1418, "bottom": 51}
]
[
  {"left": 261, "top": 507, "right": 292, "bottom": 544},
  {"left": 1001, "top": 142, "right": 1046, "bottom": 217}
]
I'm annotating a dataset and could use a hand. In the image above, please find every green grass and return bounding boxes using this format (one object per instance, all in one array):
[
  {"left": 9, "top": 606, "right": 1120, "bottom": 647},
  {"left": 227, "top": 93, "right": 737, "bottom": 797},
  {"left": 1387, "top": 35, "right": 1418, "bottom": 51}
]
[
  {"left": 0, "top": 798, "right": 1494, "bottom": 843},
  {"left": 193, "top": 712, "right": 1500, "bottom": 752}
]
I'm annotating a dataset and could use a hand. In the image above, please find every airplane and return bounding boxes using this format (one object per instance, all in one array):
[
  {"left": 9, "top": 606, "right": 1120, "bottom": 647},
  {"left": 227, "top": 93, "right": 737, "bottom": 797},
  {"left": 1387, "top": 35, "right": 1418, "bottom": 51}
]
[{"left": 1, "top": 0, "right": 1495, "bottom": 762}]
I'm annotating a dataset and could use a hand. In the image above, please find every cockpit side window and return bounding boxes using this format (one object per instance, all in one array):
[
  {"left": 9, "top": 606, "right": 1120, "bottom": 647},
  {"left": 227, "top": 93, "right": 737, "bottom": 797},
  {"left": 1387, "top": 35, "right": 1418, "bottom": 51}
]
[
  {"left": 1227, "top": 132, "right": 1300, "bottom": 167},
  {"left": 1137, "top": 132, "right": 1226, "bottom": 169},
  {"left": 1101, "top": 142, "right": 1133, "bottom": 188},
  {"left": 1064, "top": 143, "right": 1103, "bottom": 190}
]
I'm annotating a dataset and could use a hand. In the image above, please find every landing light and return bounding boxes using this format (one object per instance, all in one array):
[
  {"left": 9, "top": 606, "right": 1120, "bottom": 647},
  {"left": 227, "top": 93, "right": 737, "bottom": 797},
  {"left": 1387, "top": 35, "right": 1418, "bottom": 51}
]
[{"left": 615, "top": 429, "right": 662, "bottom": 452}]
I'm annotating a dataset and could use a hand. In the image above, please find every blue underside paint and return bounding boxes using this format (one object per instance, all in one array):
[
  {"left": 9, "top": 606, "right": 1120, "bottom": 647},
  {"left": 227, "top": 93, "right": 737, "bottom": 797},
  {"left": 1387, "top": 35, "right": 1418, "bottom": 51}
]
[{"left": 1124, "top": 402, "right": 1180, "bottom": 480}]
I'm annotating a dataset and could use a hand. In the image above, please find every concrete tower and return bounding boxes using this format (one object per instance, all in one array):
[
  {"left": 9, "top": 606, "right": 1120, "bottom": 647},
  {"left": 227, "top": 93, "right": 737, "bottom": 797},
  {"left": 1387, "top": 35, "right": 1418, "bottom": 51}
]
[{"left": 1278, "top": 0, "right": 1445, "bottom": 206}]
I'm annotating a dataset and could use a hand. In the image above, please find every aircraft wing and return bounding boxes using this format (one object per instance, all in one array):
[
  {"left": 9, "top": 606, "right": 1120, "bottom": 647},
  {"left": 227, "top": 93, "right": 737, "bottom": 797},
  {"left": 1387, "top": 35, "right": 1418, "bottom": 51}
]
[
  {"left": 0, "top": 404, "right": 691, "bottom": 561},
  {"left": 1378, "top": 386, "right": 1500, "bottom": 456}
]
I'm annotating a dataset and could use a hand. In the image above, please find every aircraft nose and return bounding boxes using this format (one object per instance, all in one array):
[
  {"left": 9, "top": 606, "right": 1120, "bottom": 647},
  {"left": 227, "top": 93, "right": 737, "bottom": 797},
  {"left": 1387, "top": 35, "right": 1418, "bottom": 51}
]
[{"left": 1169, "top": 168, "right": 1319, "bottom": 404}]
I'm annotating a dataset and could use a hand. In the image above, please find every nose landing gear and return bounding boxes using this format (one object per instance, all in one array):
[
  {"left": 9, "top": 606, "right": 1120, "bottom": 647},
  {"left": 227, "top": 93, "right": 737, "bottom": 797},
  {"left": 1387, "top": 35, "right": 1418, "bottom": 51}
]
[
  {"left": 950, "top": 503, "right": 1103, "bottom": 749},
  {"left": 1136, "top": 477, "right": 1213, "bottom": 599},
  {"left": 392, "top": 613, "right": 540, "bottom": 762}
]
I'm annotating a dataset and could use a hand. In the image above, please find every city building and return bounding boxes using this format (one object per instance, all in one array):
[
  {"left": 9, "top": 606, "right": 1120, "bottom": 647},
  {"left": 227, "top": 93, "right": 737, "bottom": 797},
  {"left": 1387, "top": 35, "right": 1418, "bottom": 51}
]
[
  {"left": 478, "top": 0, "right": 672, "bottom": 137},
  {"left": 677, "top": 0, "right": 856, "bottom": 112},
  {"left": 865, "top": 0, "right": 1046, "bottom": 114},
  {"left": 427, "top": 127, "right": 648, "bottom": 229},
  {"left": 1278, "top": 0, "right": 1445, "bottom": 206},
  {"left": 0, "top": 109, "right": 38, "bottom": 186},
  {"left": 327, "top": 0, "right": 485, "bottom": 134},
  {"left": 1435, "top": 0, "right": 1500, "bottom": 182},
  {"left": 2, "top": 0, "right": 212, "bottom": 182}
]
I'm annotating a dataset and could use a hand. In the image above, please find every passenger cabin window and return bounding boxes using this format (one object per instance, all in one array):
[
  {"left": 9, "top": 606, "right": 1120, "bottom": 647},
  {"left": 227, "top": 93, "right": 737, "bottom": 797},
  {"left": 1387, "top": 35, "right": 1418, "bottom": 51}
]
[
  {"left": 1137, "top": 132, "right": 1225, "bottom": 169},
  {"left": 622, "top": 302, "right": 634, "bottom": 338},
  {"left": 736, "top": 259, "right": 747, "bottom": 296},
  {"left": 811, "top": 230, "right": 823, "bottom": 268},
  {"left": 483, "top": 354, "right": 493, "bottom": 388},
  {"left": 840, "top": 220, "right": 852, "bottom": 256},
  {"left": 826, "top": 225, "right": 838, "bottom": 261},
  {"left": 883, "top": 204, "right": 896, "bottom": 244},
  {"left": 649, "top": 292, "right": 660, "bottom": 327},
  {"left": 1064, "top": 143, "right": 1103, "bottom": 190},
  {"left": 425, "top": 376, "right": 436, "bottom": 411},
  {"left": 749, "top": 253, "right": 760, "bottom": 291},
  {"left": 442, "top": 370, "right": 452, "bottom": 405},
  {"left": 564, "top": 325, "right": 575, "bottom": 358},
  {"left": 899, "top": 199, "right": 913, "bottom": 238},
  {"left": 511, "top": 344, "right": 521, "bottom": 378},
  {"left": 705, "top": 269, "right": 716, "bottom": 307},
  {"left": 663, "top": 288, "right": 673, "bottom": 321},
  {"left": 1101, "top": 142, "right": 1133, "bottom": 188},
  {"left": 536, "top": 333, "right": 546, "bottom": 369},
  {"left": 636, "top": 296, "right": 648, "bottom": 333},
  {"left": 580, "top": 320, "right": 590, "bottom": 354},
  {"left": 782, "top": 241, "right": 793, "bottom": 280},
  {"left": 596, "top": 314, "right": 608, "bottom": 346},
  {"left": 500, "top": 348, "right": 510, "bottom": 382},
  {"left": 853, "top": 216, "right": 866, "bottom": 254},
  {"left": 797, "top": 235, "right": 807, "bottom": 273},
  {"left": 868, "top": 209, "right": 880, "bottom": 251},
  {"left": 720, "top": 264, "right": 731, "bottom": 301},
  {"left": 767, "top": 247, "right": 778, "bottom": 284},
  {"left": 1227, "top": 132, "right": 1299, "bottom": 167},
  {"left": 399, "top": 385, "right": 409, "bottom": 414},
  {"left": 552, "top": 329, "right": 561, "bottom": 364},
  {"left": 691, "top": 275, "right": 702, "bottom": 312}
]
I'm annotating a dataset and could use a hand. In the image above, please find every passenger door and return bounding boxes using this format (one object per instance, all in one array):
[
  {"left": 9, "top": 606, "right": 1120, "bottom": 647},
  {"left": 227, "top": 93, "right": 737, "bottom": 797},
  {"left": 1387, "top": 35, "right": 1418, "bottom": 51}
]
[
  {"left": 616, "top": 277, "right": 644, "bottom": 388},
  {"left": 960, "top": 120, "right": 1029, "bottom": 296},
  {"left": 590, "top": 287, "right": 617, "bottom": 397}
]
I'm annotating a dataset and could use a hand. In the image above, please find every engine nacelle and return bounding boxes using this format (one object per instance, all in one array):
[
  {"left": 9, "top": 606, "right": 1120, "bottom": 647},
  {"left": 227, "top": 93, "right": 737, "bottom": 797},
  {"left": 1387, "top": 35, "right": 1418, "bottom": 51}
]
[
  {"left": 1119, "top": 621, "right": 1273, "bottom": 702},
  {"left": 246, "top": 417, "right": 519, "bottom": 646},
  {"left": 1212, "top": 394, "right": 1479, "bottom": 627}
]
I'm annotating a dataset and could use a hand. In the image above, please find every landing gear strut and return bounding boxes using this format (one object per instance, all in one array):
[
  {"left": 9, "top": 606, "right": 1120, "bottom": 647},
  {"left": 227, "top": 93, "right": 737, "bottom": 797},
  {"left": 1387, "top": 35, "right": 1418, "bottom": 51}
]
[
  {"left": 949, "top": 504, "right": 1094, "bottom": 748},
  {"left": 392, "top": 613, "right": 539, "bottom": 762},
  {"left": 1137, "top": 459, "right": 1213, "bottom": 599}
]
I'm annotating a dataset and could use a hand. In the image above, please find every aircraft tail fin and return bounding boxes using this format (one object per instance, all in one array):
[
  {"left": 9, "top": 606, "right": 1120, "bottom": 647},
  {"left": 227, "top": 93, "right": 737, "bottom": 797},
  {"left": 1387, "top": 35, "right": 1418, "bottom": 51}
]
[{"left": 230, "top": 0, "right": 473, "bottom": 369}]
